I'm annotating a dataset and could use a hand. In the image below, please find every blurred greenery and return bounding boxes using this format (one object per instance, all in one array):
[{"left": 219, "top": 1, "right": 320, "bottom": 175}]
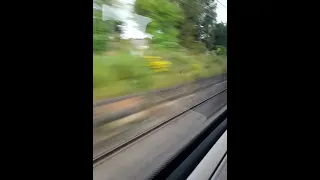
[
  {"left": 216, "top": 45, "right": 227, "bottom": 56},
  {"left": 214, "top": 22, "right": 227, "bottom": 49},
  {"left": 93, "top": 8, "right": 109, "bottom": 52},
  {"left": 135, "top": 0, "right": 183, "bottom": 49},
  {"left": 93, "top": 0, "right": 227, "bottom": 100},
  {"left": 93, "top": 50, "right": 226, "bottom": 101},
  {"left": 93, "top": 3, "right": 123, "bottom": 52}
]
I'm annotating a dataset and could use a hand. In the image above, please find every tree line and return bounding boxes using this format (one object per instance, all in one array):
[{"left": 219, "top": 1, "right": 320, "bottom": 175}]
[{"left": 93, "top": 0, "right": 227, "bottom": 54}]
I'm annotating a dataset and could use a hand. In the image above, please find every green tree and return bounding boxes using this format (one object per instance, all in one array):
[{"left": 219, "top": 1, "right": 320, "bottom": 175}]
[
  {"left": 93, "top": 0, "right": 123, "bottom": 52},
  {"left": 172, "top": 0, "right": 217, "bottom": 52},
  {"left": 134, "top": 0, "right": 223, "bottom": 53},
  {"left": 214, "top": 22, "right": 227, "bottom": 48},
  {"left": 93, "top": 8, "right": 109, "bottom": 52},
  {"left": 175, "top": 0, "right": 205, "bottom": 49},
  {"left": 134, "top": 0, "right": 184, "bottom": 49},
  {"left": 197, "top": 0, "right": 217, "bottom": 50}
]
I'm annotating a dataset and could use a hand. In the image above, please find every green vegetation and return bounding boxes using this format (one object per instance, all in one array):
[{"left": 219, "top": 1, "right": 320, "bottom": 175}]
[
  {"left": 93, "top": 0, "right": 227, "bottom": 101},
  {"left": 135, "top": 0, "right": 183, "bottom": 49},
  {"left": 93, "top": 9, "right": 109, "bottom": 52},
  {"left": 93, "top": 50, "right": 226, "bottom": 101},
  {"left": 94, "top": 53, "right": 152, "bottom": 99},
  {"left": 214, "top": 22, "right": 227, "bottom": 49}
]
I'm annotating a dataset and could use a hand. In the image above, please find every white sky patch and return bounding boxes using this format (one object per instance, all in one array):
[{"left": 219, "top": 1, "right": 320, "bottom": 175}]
[
  {"left": 103, "top": 0, "right": 150, "bottom": 39},
  {"left": 121, "top": 20, "right": 152, "bottom": 39},
  {"left": 216, "top": 0, "right": 227, "bottom": 23}
]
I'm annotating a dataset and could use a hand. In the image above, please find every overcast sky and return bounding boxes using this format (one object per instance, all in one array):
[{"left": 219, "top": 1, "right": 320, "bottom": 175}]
[{"left": 216, "top": 0, "right": 227, "bottom": 23}]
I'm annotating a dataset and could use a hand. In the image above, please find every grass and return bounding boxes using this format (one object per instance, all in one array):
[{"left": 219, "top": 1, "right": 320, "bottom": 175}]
[{"left": 93, "top": 50, "right": 227, "bottom": 101}]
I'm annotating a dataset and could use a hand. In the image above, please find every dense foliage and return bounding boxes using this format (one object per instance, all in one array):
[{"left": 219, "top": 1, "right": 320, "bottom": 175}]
[
  {"left": 214, "top": 22, "right": 227, "bottom": 49},
  {"left": 135, "top": 0, "right": 184, "bottom": 49},
  {"left": 93, "top": 0, "right": 123, "bottom": 52},
  {"left": 93, "top": 9, "right": 109, "bottom": 52},
  {"left": 134, "top": 0, "right": 226, "bottom": 52}
]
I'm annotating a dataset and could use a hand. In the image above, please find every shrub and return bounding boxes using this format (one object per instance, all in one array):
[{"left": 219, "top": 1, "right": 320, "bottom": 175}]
[
  {"left": 215, "top": 45, "right": 227, "bottom": 56},
  {"left": 93, "top": 34, "right": 108, "bottom": 52},
  {"left": 93, "top": 54, "right": 153, "bottom": 89}
]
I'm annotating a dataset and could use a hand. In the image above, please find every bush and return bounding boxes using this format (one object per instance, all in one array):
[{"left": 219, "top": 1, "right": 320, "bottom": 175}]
[
  {"left": 93, "top": 54, "right": 153, "bottom": 89},
  {"left": 215, "top": 45, "right": 227, "bottom": 56},
  {"left": 191, "top": 42, "right": 208, "bottom": 54},
  {"left": 93, "top": 34, "right": 108, "bottom": 52},
  {"left": 93, "top": 9, "right": 110, "bottom": 52}
]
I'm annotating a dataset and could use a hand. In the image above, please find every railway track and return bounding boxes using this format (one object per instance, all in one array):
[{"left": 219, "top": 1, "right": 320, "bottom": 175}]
[
  {"left": 93, "top": 78, "right": 227, "bottom": 128},
  {"left": 93, "top": 74, "right": 227, "bottom": 107},
  {"left": 93, "top": 87, "right": 227, "bottom": 167}
]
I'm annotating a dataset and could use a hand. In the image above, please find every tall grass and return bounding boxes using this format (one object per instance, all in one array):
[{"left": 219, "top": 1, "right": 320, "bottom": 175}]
[{"left": 93, "top": 50, "right": 227, "bottom": 100}]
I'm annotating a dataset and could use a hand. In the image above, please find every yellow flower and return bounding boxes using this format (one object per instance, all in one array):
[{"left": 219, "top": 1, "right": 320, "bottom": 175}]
[
  {"left": 148, "top": 59, "right": 172, "bottom": 72},
  {"left": 192, "top": 64, "right": 200, "bottom": 70}
]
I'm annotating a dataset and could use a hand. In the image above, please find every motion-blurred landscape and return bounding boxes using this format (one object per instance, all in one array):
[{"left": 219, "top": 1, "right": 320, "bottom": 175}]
[
  {"left": 93, "top": 1, "right": 227, "bottom": 179},
  {"left": 93, "top": 0, "right": 227, "bottom": 101}
]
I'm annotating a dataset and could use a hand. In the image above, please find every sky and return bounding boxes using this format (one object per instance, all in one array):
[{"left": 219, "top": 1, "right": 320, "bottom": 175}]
[
  {"left": 100, "top": 0, "right": 227, "bottom": 39},
  {"left": 216, "top": 0, "right": 227, "bottom": 23}
]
